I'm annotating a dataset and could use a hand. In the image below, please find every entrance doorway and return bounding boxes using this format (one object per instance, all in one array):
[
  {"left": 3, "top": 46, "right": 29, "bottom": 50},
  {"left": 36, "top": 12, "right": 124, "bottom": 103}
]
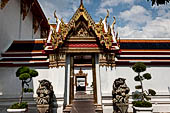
[
  {"left": 76, "top": 76, "right": 86, "bottom": 91},
  {"left": 74, "top": 68, "right": 87, "bottom": 92},
  {"left": 69, "top": 54, "right": 97, "bottom": 104}
]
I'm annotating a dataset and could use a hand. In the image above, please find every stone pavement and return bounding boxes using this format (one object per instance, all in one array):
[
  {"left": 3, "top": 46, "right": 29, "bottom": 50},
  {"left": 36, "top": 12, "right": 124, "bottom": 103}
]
[{"left": 70, "top": 91, "right": 95, "bottom": 113}]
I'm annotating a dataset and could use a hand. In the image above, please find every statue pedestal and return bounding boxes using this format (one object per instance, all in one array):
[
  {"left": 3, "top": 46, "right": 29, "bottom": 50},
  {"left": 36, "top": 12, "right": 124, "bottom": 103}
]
[
  {"left": 37, "top": 104, "right": 52, "bottom": 113},
  {"left": 113, "top": 103, "right": 129, "bottom": 113},
  {"left": 117, "top": 103, "right": 128, "bottom": 113}
]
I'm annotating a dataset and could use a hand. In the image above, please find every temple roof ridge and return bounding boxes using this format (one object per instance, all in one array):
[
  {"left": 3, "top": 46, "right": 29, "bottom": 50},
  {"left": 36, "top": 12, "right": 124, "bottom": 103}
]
[{"left": 67, "top": 0, "right": 95, "bottom": 30}]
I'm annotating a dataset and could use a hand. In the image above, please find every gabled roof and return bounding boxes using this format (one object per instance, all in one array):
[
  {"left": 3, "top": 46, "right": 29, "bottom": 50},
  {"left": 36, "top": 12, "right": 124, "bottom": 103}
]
[
  {"left": 67, "top": 1, "right": 96, "bottom": 32},
  {"left": 48, "top": 0, "right": 119, "bottom": 52}
]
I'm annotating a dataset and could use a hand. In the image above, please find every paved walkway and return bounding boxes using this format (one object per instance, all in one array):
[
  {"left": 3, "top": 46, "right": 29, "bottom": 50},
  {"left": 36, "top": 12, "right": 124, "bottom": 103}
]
[{"left": 70, "top": 92, "right": 95, "bottom": 113}]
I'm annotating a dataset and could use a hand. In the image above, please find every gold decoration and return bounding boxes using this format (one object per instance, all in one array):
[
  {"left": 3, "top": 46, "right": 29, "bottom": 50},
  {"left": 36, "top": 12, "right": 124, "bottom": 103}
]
[
  {"left": 95, "top": 18, "right": 104, "bottom": 36},
  {"left": 21, "top": 0, "right": 31, "bottom": 20},
  {"left": 112, "top": 16, "right": 116, "bottom": 32},
  {"left": 49, "top": 53, "right": 66, "bottom": 67},
  {"left": 50, "top": 0, "right": 114, "bottom": 51},
  {"left": 99, "top": 53, "right": 115, "bottom": 67},
  {"left": 41, "top": 28, "right": 48, "bottom": 38},
  {"left": 74, "top": 68, "right": 87, "bottom": 77},
  {"left": 104, "top": 9, "right": 109, "bottom": 25},
  {"left": 67, "top": 1, "right": 95, "bottom": 32},
  {"left": 33, "top": 16, "right": 41, "bottom": 34},
  {"left": 95, "top": 18, "right": 113, "bottom": 49},
  {"left": 74, "top": 27, "right": 89, "bottom": 37},
  {"left": 54, "top": 10, "right": 59, "bottom": 25},
  {"left": 0, "top": 0, "right": 9, "bottom": 9}
]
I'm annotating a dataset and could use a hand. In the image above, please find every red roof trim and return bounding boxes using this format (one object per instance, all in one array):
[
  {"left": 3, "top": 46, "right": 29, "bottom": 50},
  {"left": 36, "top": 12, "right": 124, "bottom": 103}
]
[
  {"left": 68, "top": 43, "right": 99, "bottom": 48},
  {"left": 120, "top": 39, "right": 170, "bottom": 43}
]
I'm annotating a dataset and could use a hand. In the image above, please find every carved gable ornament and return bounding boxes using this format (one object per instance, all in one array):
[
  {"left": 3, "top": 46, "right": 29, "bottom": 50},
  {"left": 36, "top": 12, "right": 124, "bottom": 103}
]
[
  {"left": 76, "top": 27, "right": 89, "bottom": 37},
  {"left": 21, "top": 0, "right": 31, "bottom": 20},
  {"left": 74, "top": 68, "right": 87, "bottom": 77},
  {"left": 0, "top": 0, "right": 9, "bottom": 9}
]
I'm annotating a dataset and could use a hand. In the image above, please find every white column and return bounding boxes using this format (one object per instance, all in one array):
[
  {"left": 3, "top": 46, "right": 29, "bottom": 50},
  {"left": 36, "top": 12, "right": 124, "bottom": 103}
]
[
  {"left": 96, "top": 54, "right": 102, "bottom": 104},
  {"left": 64, "top": 54, "right": 70, "bottom": 105}
]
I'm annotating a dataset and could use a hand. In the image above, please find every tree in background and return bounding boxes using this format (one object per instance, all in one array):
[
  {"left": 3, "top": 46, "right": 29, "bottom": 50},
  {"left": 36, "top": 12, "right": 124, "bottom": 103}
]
[{"left": 148, "top": 0, "right": 170, "bottom": 5}]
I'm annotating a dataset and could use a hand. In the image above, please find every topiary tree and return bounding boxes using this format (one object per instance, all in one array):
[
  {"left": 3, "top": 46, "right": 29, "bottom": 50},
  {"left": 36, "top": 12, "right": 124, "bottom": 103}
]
[
  {"left": 16, "top": 66, "right": 38, "bottom": 104},
  {"left": 132, "top": 62, "right": 156, "bottom": 107}
]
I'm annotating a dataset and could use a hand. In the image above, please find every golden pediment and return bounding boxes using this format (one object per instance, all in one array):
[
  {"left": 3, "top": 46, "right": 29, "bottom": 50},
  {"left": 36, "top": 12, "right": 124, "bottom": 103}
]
[{"left": 74, "top": 68, "right": 87, "bottom": 77}]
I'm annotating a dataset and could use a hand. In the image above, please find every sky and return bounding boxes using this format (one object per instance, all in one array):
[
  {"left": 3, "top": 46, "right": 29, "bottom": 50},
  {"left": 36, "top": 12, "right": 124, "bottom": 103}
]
[{"left": 38, "top": 0, "right": 170, "bottom": 38}]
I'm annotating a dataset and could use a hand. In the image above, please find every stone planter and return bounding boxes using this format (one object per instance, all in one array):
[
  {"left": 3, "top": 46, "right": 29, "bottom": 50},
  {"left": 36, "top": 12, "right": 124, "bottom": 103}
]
[
  {"left": 133, "top": 106, "right": 153, "bottom": 113},
  {"left": 7, "top": 108, "right": 27, "bottom": 113}
]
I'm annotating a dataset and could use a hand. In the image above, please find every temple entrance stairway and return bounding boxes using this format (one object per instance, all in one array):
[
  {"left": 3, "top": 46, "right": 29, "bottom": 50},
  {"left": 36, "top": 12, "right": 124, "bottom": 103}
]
[{"left": 63, "top": 91, "right": 103, "bottom": 113}]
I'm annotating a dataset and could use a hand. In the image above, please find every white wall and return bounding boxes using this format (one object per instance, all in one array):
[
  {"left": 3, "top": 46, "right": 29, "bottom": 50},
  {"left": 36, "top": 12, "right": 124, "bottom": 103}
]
[
  {"left": 100, "top": 65, "right": 170, "bottom": 96},
  {"left": 0, "top": 67, "right": 24, "bottom": 97},
  {"left": 33, "top": 66, "right": 65, "bottom": 98},
  {"left": 0, "top": 0, "right": 20, "bottom": 53},
  {"left": 100, "top": 66, "right": 116, "bottom": 96},
  {"left": 0, "top": 0, "right": 42, "bottom": 54},
  {"left": 0, "top": 66, "right": 66, "bottom": 98},
  {"left": 20, "top": 10, "right": 33, "bottom": 39}
]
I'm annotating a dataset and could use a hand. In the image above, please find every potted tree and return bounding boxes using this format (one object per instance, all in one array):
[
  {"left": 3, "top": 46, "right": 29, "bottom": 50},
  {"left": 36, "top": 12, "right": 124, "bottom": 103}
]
[
  {"left": 132, "top": 62, "right": 156, "bottom": 113},
  {"left": 7, "top": 66, "right": 38, "bottom": 113}
]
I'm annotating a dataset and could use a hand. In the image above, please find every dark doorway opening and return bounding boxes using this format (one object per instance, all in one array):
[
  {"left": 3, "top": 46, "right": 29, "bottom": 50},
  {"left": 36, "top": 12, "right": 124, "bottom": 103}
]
[{"left": 76, "top": 76, "right": 86, "bottom": 91}]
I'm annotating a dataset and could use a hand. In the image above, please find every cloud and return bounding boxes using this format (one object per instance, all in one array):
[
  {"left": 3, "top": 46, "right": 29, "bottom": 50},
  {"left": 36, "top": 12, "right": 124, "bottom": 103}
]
[
  {"left": 142, "top": 18, "right": 170, "bottom": 38},
  {"left": 117, "top": 5, "right": 170, "bottom": 38},
  {"left": 38, "top": 0, "right": 80, "bottom": 23},
  {"left": 38, "top": 0, "right": 170, "bottom": 38},
  {"left": 95, "top": 8, "right": 113, "bottom": 17},
  {"left": 86, "top": 0, "right": 92, "bottom": 4},
  {"left": 119, "top": 5, "right": 152, "bottom": 27},
  {"left": 100, "top": 0, "right": 134, "bottom": 8},
  {"left": 95, "top": 0, "right": 135, "bottom": 21}
]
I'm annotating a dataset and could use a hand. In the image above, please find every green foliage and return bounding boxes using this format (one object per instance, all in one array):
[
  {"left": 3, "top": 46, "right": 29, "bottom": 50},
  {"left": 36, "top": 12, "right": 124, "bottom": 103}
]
[
  {"left": 132, "top": 101, "right": 152, "bottom": 107},
  {"left": 29, "top": 69, "right": 38, "bottom": 77},
  {"left": 15, "top": 66, "right": 39, "bottom": 104},
  {"left": 134, "top": 76, "right": 143, "bottom": 81},
  {"left": 19, "top": 73, "right": 30, "bottom": 80},
  {"left": 16, "top": 67, "right": 30, "bottom": 77},
  {"left": 16, "top": 66, "right": 38, "bottom": 79},
  {"left": 132, "top": 91, "right": 142, "bottom": 100},
  {"left": 148, "top": 89, "right": 156, "bottom": 96},
  {"left": 132, "top": 62, "right": 146, "bottom": 73},
  {"left": 135, "top": 85, "right": 142, "bottom": 89},
  {"left": 143, "top": 93, "right": 151, "bottom": 100},
  {"left": 24, "top": 88, "right": 33, "bottom": 93},
  {"left": 132, "top": 62, "right": 156, "bottom": 106},
  {"left": 143, "top": 73, "right": 151, "bottom": 80},
  {"left": 9, "top": 102, "right": 28, "bottom": 109}
]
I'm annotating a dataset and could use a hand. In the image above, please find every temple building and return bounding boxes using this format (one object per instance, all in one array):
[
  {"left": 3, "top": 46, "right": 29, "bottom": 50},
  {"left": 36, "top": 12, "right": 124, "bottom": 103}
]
[{"left": 0, "top": 0, "right": 170, "bottom": 113}]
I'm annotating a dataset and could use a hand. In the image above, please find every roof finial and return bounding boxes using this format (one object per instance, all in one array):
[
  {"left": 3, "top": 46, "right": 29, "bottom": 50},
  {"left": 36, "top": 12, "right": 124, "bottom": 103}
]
[
  {"left": 80, "top": 0, "right": 84, "bottom": 9},
  {"left": 81, "top": 0, "right": 83, "bottom": 5}
]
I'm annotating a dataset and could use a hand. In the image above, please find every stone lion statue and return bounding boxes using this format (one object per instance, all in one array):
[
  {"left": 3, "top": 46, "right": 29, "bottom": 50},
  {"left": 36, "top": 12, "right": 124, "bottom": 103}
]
[
  {"left": 112, "top": 78, "right": 130, "bottom": 113},
  {"left": 36, "top": 79, "right": 54, "bottom": 105}
]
